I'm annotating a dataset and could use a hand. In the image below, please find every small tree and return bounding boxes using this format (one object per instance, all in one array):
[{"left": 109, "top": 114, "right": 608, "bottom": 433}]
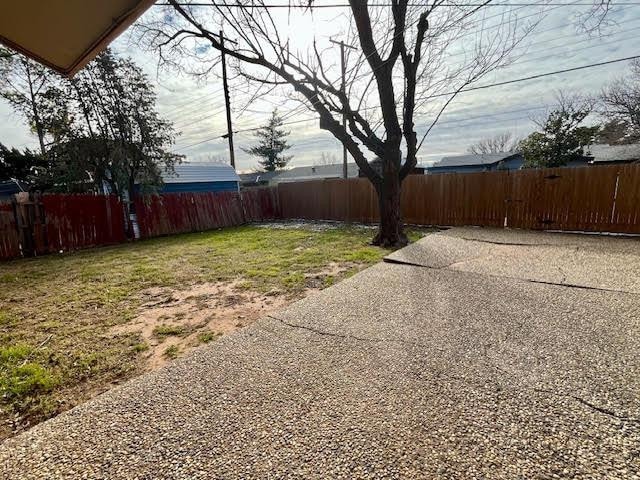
[
  {"left": 243, "top": 110, "right": 292, "bottom": 172},
  {"left": 520, "top": 94, "right": 600, "bottom": 168},
  {"left": 467, "top": 132, "right": 520, "bottom": 155},
  {"left": 0, "top": 143, "right": 48, "bottom": 187}
]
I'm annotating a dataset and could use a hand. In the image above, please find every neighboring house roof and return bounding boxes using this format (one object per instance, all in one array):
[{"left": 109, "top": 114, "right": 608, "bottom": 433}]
[
  {"left": 363, "top": 158, "right": 426, "bottom": 177},
  {"left": 162, "top": 162, "right": 240, "bottom": 184},
  {"left": 0, "top": 179, "right": 25, "bottom": 198},
  {"left": 239, "top": 171, "right": 281, "bottom": 184},
  {"left": 272, "top": 163, "right": 359, "bottom": 184},
  {"left": 430, "top": 152, "right": 519, "bottom": 169},
  {"left": 0, "top": 0, "right": 155, "bottom": 77},
  {"left": 587, "top": 144, "right": 640, "bottom": 164}
]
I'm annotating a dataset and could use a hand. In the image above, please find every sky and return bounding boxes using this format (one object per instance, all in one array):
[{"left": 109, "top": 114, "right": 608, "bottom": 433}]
[{"left": 1, "top": 1, "right": 639, "bottom": 172}]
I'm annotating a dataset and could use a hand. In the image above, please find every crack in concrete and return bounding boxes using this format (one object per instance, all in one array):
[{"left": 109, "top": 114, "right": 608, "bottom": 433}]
[
  {"left": 382, "top": 257, "right": 430, "bottom": 269},
  {"left": 270, "top": 316, "right": 639, "bottom": 423},
  {"left": 454, "top": 236, "right": 556, "bottom": 247},
  {"left": 267, "top": 314, "right": 444, "bottom": 353},
  {"left": 383, "top": 257, "right": 637, "bottom": 295},
  {"left": 534, "top": 388, "right": 640, "bottom": 423},
  {"left": 267, "top": 315, "right": 381, "bottom": 343}
]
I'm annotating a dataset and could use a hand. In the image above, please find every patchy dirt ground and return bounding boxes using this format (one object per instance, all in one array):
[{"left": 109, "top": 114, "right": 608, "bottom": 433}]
[
  {"left": 112, "top": 282, "right": 291, "bottom": 370},
  {"left": 113, "top": 261, "right": 355, "bottom": 370}
]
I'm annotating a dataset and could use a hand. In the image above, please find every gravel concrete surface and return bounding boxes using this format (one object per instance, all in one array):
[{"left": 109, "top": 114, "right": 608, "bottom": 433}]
[
  {"left": 1, "top": 228, "right": 639, "bottom": 479},
  {"left": 387, "top": 227, "right": 640, "bottom": 293}
]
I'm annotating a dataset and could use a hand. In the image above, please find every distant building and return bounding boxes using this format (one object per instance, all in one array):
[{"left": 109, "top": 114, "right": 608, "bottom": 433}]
[
  {"left": 0, "top": 179, "right": 26, "bottom": 199},
  {"left": 158, "top": 162, "right": 240, "bottom": 193},
  {"left": 587, "top": 144, "right": 640, "bottom": 165},
  {"left": 358, "top": 158, "right": 426, "bottom": 177},
  {"left": 239, "top": 170, "right": 281, "bottom": 188},
  {"left": 270, "top": 163, "right": 359, "bottom": 184},
  {"left": 426, "top": 152, "right": 526, "bottom": 174},
  {"left": 426, "top": 144, "right": 640, "bottom": 174}
]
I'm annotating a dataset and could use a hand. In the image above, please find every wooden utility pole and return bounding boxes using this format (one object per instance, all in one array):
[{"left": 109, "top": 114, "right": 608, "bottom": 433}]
[
  {"left": 219, "top": 30, "right": 236, "bottom": 169},
  {"left": 329, "top": 39, "right": 357, "bottom": 179}
]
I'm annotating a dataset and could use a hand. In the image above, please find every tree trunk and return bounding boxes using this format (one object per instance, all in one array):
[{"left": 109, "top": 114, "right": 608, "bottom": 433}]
[
  {"left": 25, "top": 63, "right": 46, "bottom": 156},
  {"left": 372, "top": 168, "right": 407, "bottom": 248}
]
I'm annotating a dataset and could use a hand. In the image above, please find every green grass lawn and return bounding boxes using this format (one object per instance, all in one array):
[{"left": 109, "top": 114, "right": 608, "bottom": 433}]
[{"left": 0, "top": 223, "right": 427, "bottom": 440}]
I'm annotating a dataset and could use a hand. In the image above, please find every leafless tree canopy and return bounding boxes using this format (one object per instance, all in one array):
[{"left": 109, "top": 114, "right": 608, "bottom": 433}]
[
  {"left": 467, "top": 131, "right": 521, "bottom": 155},
  {"left": 578, "top": 0, "right": 618, "bottom": 36},
  {"left": 600, "top": 59, "right": 640, "bottom": 143},
  {"left": 529, "top": 90, "right": 596, "bottom": 130},
  {"left": 140, "top": 2, "right": 535, "bottom": 171},
  {"left": 135, "top": 0, "right": 551, "bottom": 245}
]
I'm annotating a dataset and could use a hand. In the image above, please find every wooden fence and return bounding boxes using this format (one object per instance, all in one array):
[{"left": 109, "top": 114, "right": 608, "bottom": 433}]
[
  {"left": 241, "top": 187, "right": 281, "bottom": 222},
  {"left": 43, "top": 194, "right": 127, "bottom": 252},
  {"left": 133, "top": 189, "right": 280, "bottom": 239},
  {"left": 0, "top": 194, "right": 127, "bottom": 260},
  {"left": 0, "top": 201, "right": 20, "bottom": 259},
  {"left": 2, "top": 164, "right": 639, "bottom": 261},
  {"left": 277, "top": 164, "right": 640, "bottom": 234},
  {"left": 0, "top": 188, "right": 281, "bottom": 261},
  {"left": 134, "top": 191, "right": 245, "bottom": 238}
]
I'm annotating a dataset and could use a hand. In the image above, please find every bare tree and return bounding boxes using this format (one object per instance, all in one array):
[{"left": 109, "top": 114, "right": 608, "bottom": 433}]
[
  {"left": 467, "top": 132, "right": 520, "bottom": 155},
  {"left": 529, "top": 90, "right": 596, "bottom": 129},
  {"left": 578, "top": 0, "right": 619, "bottom": 36},
  {"left": 314, "top": 152, "right": 339, "bottom": 166},
  {"left": 139, "top": 1, "right": 540, "bottom": 246},
  {"left": 0, "top": 47, "right": 58, "bottom": 155},
  {"left": 600, "top": 59, "right": 640, "bottom": 144}
]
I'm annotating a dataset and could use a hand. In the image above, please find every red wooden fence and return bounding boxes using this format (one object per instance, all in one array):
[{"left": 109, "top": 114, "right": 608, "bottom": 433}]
[
  {"left": 1, "top": 189, "right": 280, "bottom": 260},
  {"left": 241, "top": 187, "right": 281, "bottom": 222},
  {"left": 134, "top": 191, "right": 246, "bottom": 238},
  {"left": 43, "top": 194, "right": 127, "bottom": 252},
  {"left": 0, "top": 201, "right": 20, "bottom": 260}
]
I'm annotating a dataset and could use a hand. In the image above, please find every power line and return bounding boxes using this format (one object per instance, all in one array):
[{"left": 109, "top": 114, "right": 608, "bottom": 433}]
[
  {"left": 162, "top": 0, "right": 556, "bottom": 121},
  {"left": 173, "top": 54, "right": 639, "bottom": 152},
  {"left": 422, "top": 54, "right": 640, "bottom": 100},
  {"left": 158, "top": 2, "right": 640, "bottom": 7},
  {"left": 159, "top": 0, "right": 628, "bottom": 123}
]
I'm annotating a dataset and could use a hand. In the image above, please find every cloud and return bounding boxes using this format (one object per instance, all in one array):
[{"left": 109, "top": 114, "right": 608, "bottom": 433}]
[{"left": 1, "top": 3, "right": 638, "bottom": 169}]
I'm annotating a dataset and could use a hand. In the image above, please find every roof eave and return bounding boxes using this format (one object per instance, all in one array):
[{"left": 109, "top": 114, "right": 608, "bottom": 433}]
[{"left": 0, "top": 0, "right": 156, "bottom": 77}]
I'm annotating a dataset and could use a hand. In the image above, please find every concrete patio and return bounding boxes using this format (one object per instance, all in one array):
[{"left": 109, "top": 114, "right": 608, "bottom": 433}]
[{"left": 1, "top": 227, "right": 639, "bottom": 479}]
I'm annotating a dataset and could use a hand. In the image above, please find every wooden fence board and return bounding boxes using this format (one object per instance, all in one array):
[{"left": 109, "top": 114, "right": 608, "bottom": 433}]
[
  {"left": 43, "top": 194, "right": 126, "bottom": 253},
  {"left": 612, "top": 164, "right": 640, "bottom": 233},
  {"left": 0, "top": 201, "right": 21, "bottom": 260},
  {"left": 277, "top": 165, "right": 640, "bottom": 234},
  {"left": 241, "top": 187, "right": 280, "bottom": 222},
  {"left": 134, "top": 191, "right": 246, "bottom": 238}
]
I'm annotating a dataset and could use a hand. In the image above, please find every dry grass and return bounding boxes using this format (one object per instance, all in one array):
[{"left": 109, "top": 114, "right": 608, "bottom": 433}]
[{"left": 0, "top": 223, "right": 428, "bottom": 440}]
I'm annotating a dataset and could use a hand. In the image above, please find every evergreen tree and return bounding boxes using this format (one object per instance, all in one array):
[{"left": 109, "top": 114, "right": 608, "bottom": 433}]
[{"left": 243, "top": 110, "right": 292, "bottom": 172}]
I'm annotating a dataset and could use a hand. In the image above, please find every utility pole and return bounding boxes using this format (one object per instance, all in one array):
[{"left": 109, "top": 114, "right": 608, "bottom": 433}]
[
  {"left": 219, "top": 30, "right": 237, "bottom": 169},
  {"left": 329, "top": 38, "right": 357, "bottom": 179}
]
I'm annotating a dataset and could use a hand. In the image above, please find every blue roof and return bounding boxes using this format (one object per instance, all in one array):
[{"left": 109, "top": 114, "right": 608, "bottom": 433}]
[
  {"left": 0, "top": 180, "right": 24, "bottom": 198},
  {"left": 162, "top": 162, "right": 240, "bottom": 184},
  {"left": 430, "top": 152, "right": 519, "bottom": 169}
]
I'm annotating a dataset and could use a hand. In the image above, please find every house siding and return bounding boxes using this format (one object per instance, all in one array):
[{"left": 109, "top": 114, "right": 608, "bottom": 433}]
[
  {"left": 427, "top": 164, "right": 493, "bottom": 174},
  {"left": 159, "top": 181, "right": 239, "bottom": 194}
]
